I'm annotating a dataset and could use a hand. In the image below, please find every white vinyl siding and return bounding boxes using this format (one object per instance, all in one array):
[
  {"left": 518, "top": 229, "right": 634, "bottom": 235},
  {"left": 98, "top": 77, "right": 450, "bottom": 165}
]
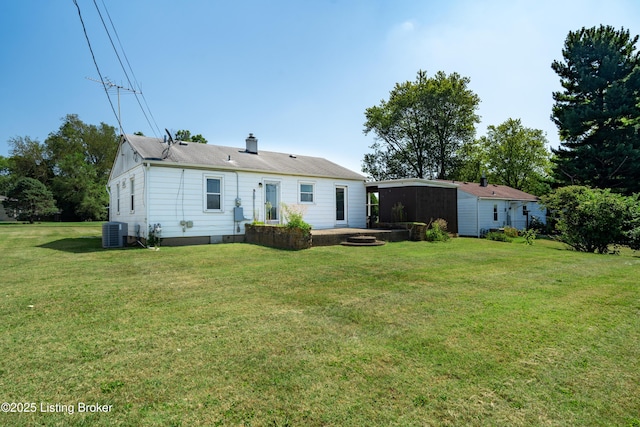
[{"left": 110, "top": 165, "right": 366, "bottom": 240}]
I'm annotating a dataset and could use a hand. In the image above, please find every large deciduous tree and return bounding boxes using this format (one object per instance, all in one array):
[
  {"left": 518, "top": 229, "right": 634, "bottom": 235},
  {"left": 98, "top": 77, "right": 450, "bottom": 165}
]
[
  {"left": 7, "top": 136, "right": 52, "bottom": 184},
  {"left": 44, "top": 114, "right": 119, "bottom": 221},
  {"left": 363, "top": 70, "right": 480, "bottom": 180},
  {"left": 480, "top": 118, "right": 551, "bottom": 194},
  {"left": 551, "top": 25, "right": 640, "bottom": 194}
]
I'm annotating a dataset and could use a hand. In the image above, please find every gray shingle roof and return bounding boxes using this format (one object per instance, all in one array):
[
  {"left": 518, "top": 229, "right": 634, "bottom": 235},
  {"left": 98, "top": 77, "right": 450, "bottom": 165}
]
[{"left": 124, "top": 134, "right": 365, "bottom": 181}]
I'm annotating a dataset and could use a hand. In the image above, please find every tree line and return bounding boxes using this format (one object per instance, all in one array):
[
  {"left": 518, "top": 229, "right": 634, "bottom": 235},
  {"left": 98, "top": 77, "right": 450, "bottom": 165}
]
[
  {"left": 0, "top": 114, "right": 205, "bottom": 222},
  {"left": 362, "top": 24, "right": 640, "bottom": 253},
  {"left": 363, "top": 25, "right": 640, "bottom": 198},
  {"left": 2, "top": 25, "right": 639, "bottom": 251}
]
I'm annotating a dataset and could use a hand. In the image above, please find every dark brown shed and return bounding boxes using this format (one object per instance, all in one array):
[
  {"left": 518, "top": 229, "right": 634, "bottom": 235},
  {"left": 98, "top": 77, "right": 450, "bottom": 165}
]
[{"left": 366, "top": 179, "right": 458, "bottom": 234}]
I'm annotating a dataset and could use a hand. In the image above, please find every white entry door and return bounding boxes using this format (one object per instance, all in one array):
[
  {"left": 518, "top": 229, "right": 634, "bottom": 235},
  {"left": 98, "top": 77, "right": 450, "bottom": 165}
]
[
  {"left": 265, "top": 181, "right": 280, "bottom": 224},
  {"left": 335, "top": 186, "right": 347, "bottom": 226}
]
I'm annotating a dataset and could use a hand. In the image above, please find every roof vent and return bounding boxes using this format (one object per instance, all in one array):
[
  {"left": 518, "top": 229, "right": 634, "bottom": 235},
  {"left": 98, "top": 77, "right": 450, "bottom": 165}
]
[{"left": 245, "top": 133, "right": 258, "bottom": 154}]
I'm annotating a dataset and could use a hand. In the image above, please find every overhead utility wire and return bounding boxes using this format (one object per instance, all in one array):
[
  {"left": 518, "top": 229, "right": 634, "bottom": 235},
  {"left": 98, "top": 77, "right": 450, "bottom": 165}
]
[
  {"left": 72, "top": 0, "right": 121, "bottom": 133},
  {"left": 99, "top": 0, "right": 161, "bottom": 138},
  {"left": 93, "top": 0, "right": 161, "bottom": 138}
]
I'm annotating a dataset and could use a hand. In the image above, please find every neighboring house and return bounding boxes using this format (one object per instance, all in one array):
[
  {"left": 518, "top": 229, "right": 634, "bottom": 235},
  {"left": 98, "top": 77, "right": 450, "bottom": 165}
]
[
  {"left": 365, "top": 179, "right": 459, "bottom": 233},
  {"left": 450, "top": 177, "right": 546, "bottom": 237},
  {"left": 365, "top": 178, "right": 545, "bottom": 237},
  {"left": 107, "top": 134, "right": 366, "bottom": 246}
]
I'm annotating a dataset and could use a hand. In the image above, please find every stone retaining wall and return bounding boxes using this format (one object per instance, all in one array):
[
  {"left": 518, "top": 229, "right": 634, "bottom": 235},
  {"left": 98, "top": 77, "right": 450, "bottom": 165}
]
[{"left": 245, "top": 224, "right": 312, "bottom": 250}]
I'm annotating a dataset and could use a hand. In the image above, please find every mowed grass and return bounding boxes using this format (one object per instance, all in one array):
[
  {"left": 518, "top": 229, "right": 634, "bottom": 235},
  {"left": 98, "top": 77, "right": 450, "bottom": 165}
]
[{"left": 0, "top": 224, "right": 639, "bottom": 426}]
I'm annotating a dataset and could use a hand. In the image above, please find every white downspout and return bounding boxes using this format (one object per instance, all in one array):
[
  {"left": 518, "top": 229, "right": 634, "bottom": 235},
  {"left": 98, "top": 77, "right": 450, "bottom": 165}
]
[
  {"left": 145, "top": 163, "right": 151, "bottom": 238},
  {"left": 476, "top": 197, "right": 480, "bottom": 238}
]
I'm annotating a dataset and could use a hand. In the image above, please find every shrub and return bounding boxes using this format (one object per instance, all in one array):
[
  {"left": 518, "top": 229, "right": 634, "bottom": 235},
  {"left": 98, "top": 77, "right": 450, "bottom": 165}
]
[
  {"left": 282, "top": 203, "right": 311, "bottom": 236},
  {"left": 485, "top": 231, "right": 512, "bottom": 242},
  {"left": 503, "top": 226, "right": 519, "bottom": 238},
  {"left": 522, "top": 228, "right": 537, "bottom": 246},
  {"left": 425, "top": 219, "right": 450, "bottom": 242},
  {"left": 626, "top": 194, "right": 640, "bottom": 251},
  {"left": 148, "top": 224, "right": 162, "bottom": 247},
  {"left": 541, "top": 186, "right": 637, "bottom": 254},
  {"left": 528, "top": 215, "right": 549, "bottom": 234}
]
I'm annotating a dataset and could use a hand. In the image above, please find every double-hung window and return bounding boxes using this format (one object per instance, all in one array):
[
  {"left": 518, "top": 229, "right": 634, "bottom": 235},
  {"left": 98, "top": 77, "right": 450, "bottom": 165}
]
[
  {"left": 299, "top": 182, "right": 314, "bottom": 203},
  {"left": 205, "top": 176, "right": 222, "bottom": 211}
]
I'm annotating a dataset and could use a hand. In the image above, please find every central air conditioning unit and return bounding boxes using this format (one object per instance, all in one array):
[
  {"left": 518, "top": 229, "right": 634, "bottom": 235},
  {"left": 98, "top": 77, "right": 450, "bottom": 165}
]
[{"left": 102, "top": 222, "right": 128, "bottom": 248}]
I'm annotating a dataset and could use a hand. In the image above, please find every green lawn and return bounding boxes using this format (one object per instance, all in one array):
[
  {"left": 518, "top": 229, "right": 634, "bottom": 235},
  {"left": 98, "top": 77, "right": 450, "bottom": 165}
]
[{"left": 1, "top": 224, "right": 639, "bottom": 426}]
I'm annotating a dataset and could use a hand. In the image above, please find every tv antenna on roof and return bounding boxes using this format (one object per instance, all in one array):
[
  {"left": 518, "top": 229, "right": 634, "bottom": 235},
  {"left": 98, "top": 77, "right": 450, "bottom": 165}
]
[
  {"left": 162, "top": 128, "right": 175, "bottom": 159},
  {"left": 87, "top": 76, "right": 140, "bottom": 134}
]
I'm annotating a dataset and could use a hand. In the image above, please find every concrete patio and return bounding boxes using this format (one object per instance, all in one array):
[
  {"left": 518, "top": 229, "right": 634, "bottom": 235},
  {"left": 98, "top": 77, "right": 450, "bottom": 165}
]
[{"left": 311, "top": 228, "right": 409, "bottom": 246}]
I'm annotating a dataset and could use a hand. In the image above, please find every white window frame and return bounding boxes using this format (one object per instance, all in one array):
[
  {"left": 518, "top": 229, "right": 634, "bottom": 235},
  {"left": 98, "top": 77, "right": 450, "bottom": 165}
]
[
  {"left": 204, "top": 175, "right": 224, "bottom": 212},
  {"left": 299, "top": 181, "right": 315, "bottom": 204},
  {"left": 130, "top": 176, "right": 135, "bottom": 213}
]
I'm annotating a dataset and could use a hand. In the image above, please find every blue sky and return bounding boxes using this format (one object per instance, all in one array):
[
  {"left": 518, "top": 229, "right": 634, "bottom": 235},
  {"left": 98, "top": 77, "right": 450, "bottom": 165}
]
[{"left": 1, "top": 0, "right": 639, "bottom": 175}]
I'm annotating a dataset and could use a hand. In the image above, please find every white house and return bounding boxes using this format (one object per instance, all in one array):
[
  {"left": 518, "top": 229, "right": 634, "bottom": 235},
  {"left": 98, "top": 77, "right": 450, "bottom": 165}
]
[
  {"left": 107, "top": 134, "right": 366, "bottom": 246},
  {"left": 451, "top": 178, "right": 546, "bottom": 237}
]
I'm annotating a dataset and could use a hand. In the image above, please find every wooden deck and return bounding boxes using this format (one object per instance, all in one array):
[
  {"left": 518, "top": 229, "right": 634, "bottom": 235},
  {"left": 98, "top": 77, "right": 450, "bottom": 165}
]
[{"left": 311, "top": 228, "right": 409, "bottom": 246}]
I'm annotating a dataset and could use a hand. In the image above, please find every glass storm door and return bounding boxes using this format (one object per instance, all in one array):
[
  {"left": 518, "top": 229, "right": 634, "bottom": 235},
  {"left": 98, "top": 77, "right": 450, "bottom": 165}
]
[
  {"left": 335, "top": 186, "right": 347, "bottom": 225},
  {"left": 265, "top": 182, "right": 279, "bottom": 223}
]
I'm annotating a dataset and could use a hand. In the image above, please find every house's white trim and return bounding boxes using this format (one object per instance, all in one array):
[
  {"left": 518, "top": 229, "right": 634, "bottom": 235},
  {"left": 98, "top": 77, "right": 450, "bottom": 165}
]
[
  {"left": 203, "top": 174, "right": 224, "bottom": 213},
  {"left": 366, "top": 178, "right": 458, "bottom": 189},
  {"left": 298, "top": 180, "right": 316, "bottom": 205},
  {"left": 335, "top": 185, "right": 348, "bottom": 226}
]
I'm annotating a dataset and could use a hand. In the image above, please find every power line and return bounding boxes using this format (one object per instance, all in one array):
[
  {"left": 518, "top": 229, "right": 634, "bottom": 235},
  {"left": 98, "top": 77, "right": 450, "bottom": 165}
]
[
  {"left": 72, "top": 0, "right": 121, "bottom": 132},
  {"left": 93, "top": 0, "right": 161, "bottom": 138}
]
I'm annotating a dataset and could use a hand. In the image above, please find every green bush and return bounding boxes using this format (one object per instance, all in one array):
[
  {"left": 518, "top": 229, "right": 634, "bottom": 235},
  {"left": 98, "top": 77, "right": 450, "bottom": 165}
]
[
  {"left": 485, "top": 231, "right": 512, "bottom": 243},
  {"left": 542, "top": 186, "right": 639, "bottom": 254},
  {"left": 522, "top": 228, "right": 537, "bottom": 246},
  {"left": 282, "top": 204, "right": 312, "bottom": 236},
  {"left": 503, "top": 226, "right": 519, "bottom": 238},
  {"left": 425, "top": 219, "right": 450, "bottom": 242},
  {"left": 626, "top": 194, "right": 640, "bottom": 251}
]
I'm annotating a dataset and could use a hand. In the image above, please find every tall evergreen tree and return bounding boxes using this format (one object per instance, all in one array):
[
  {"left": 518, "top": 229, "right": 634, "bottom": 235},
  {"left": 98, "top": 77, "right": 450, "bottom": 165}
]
[
  {"left": 3, "top": 177, "right": 58, "bottom": 223},
  {"left": 551, "top": 25, "right": 640, "bottom": 194}
]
